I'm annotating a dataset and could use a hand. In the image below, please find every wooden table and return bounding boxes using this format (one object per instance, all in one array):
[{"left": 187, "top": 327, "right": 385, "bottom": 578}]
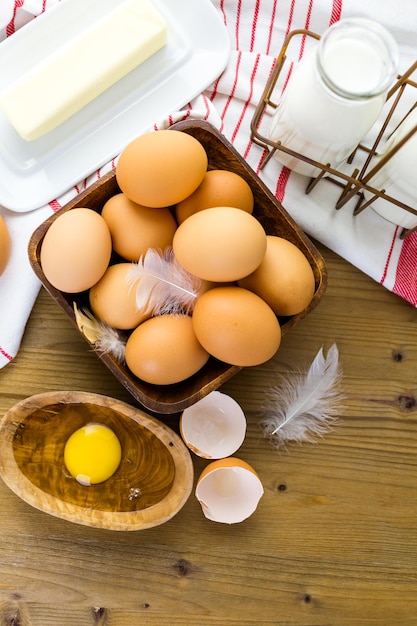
[{"left": 1, "top": 241, "right": 417, "bottom": 625}]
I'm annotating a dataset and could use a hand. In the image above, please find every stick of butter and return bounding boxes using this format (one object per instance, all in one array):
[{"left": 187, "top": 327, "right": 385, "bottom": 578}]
[{"left": 0, "top": 0, "right": 167, "bottom": 141}]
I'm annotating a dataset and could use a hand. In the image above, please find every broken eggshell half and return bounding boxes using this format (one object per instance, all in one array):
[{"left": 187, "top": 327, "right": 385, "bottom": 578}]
[
  {"left": 195, "top": 457, "right": 264, "bottom": 524},
  {"left": 179, "top": 391, "right": 247, "bottom": 459}
]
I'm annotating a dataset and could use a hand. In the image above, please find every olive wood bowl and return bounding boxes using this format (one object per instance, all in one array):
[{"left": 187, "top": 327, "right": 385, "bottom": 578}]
[
  {"left": 28, "top": 120, "right": 327, "bottom": 415},
  {"left": 0, "top": 391, "right": 193, "bottom": 530}
]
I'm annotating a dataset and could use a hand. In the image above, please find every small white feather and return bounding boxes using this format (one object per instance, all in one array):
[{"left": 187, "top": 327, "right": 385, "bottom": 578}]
[
  {"left": 73, "top": 304, "right": 126, "bottom": 362},
  {"left": 94, "top": 326, "right": 127, "bottom": 363},
  {"left": 260, "top": 344, "right": 344, "bottom": 448},
  {"left": 127, "top": 246, "right": 202, "bottom": 316}
]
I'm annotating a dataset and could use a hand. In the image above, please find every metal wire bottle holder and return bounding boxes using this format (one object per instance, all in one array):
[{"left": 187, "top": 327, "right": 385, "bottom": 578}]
[{"left": 250, "top": 29, "right": 417, "bottom": 239}]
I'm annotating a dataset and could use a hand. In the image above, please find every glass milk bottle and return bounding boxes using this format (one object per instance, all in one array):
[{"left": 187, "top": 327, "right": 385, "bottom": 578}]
[
  {"left": 363, "top": 107, "right": 417, "bottom": 230},
  {"left": 268, "top": 18, "right": 399, "bottom": 177}
]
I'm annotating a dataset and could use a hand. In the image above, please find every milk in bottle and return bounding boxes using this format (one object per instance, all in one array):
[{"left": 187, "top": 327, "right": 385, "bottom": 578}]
[
  {"left": 363, "top": 107, "right": 417, "bottom": 230},
  {"left": 268, "top": 18, "right": 399, "bottom": 177}
]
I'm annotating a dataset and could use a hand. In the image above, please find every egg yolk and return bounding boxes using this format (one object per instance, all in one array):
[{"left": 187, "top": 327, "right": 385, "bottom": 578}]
[{"left": 64, "top": 423, "right": 122, "bottom": 486}]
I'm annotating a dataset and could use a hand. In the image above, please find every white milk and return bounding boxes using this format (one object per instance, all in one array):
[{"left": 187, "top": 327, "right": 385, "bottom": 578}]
[
  {"left": 364, "top": 108, "right": 417, "bottom": 230},
  {"left": 268, "top": 19, "right": 399, "bottom": 177}
]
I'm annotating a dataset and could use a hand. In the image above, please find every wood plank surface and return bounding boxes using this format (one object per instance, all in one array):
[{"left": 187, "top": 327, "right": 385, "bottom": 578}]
[{"left": 1, "top": 241, "right": 417, "bottom": 625}]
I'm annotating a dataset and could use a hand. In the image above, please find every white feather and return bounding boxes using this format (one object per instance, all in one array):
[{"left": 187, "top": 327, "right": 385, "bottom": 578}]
[
  {"left": 94, "top": 326, "right": 127, "bottom": 363},
  {"left": 127, "top": 246, "right": 202, "bottom": 316},
  {"left": 260, "top": 344, "right": 344, "bottom": 448},
  {"left": 73, "top": 304, "right": 126, "bottom": 362}
]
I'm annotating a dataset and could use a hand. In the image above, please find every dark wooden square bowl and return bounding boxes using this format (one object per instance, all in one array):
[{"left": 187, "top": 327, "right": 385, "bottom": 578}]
[{"left": 28, "top": 120, "right": 327, "bottom": 416}]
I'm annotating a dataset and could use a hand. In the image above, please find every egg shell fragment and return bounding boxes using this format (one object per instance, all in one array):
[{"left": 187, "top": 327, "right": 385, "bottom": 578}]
[
  {"left": 192, "top": 286, "right": 281, "bottom": 366},
  {"left": 101, "top": 193, "right": 177, "bottom": 261},
  {"left": 89, "top": 263, "right": 151, "bottom": 330},
  {"left": 125, "top": 314, "right": 210, "bottom": 385},
  {"left": 180, "top": 391, "right": 247, "bottom": 459},
  {"left": 0, "top": 215, "right": 11, "bottom": 276},
  {"left": 175, "top": 169, "right": 254, "bottom": 224},
  {"left": 40, "top": 208, "right": 112, "bottom": 293},
  {"left": 238, "top": 235, "right": 316, "bottom": 316},
  {"left": 116, "top": 129, "right": 208, "bottom": 207},
  {"left": 173, "top": 206, "right": 267, "bottom": 282},
  {"left": 195, "top": 457, "right": 264, "bottom": 524}
]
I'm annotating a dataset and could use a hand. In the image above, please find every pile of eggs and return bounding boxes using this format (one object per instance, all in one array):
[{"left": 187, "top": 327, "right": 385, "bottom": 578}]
[{"left": 40, "top": 129, "right": 316, "bottom": 387}]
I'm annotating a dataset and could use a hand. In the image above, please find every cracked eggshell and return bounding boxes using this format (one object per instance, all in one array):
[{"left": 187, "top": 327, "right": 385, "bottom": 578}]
[
  {"left": 180, "top": 391, "right": 246, "bottom": 459},
  {"left": 195, "top": 457, "right": 264, "bottom": 524}
]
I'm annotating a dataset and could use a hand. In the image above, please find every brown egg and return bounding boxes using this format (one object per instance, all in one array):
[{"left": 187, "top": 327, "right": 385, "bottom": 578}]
[
  {"left": 89, "top": 263, "right": 150, "bottom": 330},
  {"left": 40, "top": 208, "right": 112, "bottom": 293},
  {"left": 125, "top": 314, "right": 210, "bottom": 385},
  {"left": 101, "top": 193, "right": 177, "bottom": 261},
  {"left": 192, "top": 286, "right": 281, "bottom": 366},
  {"left": 238, "top": 236, "right": 316, "bottom": 316},
  {"left": 175, "top": 169, "right": 254, "bottom": 224},
  {"left": 0, "top": 215, "right": 11, "bottom": 276},
  {"left": 116, "top": 130, "right": 208, "bottom": 207},
  {"left": 172, "top": 207, "right": 267, "bottom": 282}
]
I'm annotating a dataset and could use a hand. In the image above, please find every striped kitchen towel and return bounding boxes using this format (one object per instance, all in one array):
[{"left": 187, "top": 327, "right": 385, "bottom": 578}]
[{"left": 1, "top": 0, "right": 417, "bottom": 368}]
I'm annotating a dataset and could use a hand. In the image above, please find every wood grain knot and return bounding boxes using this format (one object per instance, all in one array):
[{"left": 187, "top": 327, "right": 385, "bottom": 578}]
[
  {"left": 277, "top": 483, "right": 287, "bottom": 492},
  {"left": 392, "top": 350, "right": 404, "bottom": 362},
  {"left": 174, "top": 559, "right": 193, "bottom": 576},
  {"left": 0, "top": 600, "right": 31, "bottom": 626},
  {"left": 397, "top": 395, "right": 416, "bottom": 410},
  {"left": 92, "top": 607, "right": 110, "bottom": 625}
]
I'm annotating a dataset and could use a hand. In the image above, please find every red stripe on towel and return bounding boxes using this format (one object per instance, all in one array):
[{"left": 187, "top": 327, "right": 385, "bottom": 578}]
[
  {"left": 266, "top": 0, "right": 278, "bottom": 56},
  {"left": 0, "top": 346, "right": 13, "bottom": 362},
  {"left": 298, "top": 0, "right": 315, "bottom": 59},
  {"left": 330, "top": 0, "right": 343, "bottom": 24},
  {"left": 219, "top": 51, "right": 242, "bottom": 133},
  {"left": 285, "top": 0, "right": 296, "bottom": 39},
  {"left": 201, "top": 93, "right": 211, "bottom": 120},
  {"left": 6, "top": 0, "right": 24, "bottom": 37},
  {"left": 392, "top": 232, "right": 417, "bottom": 306},
  {"left": 48, "top": 199, "right": 62, "bottom": 212},
  {"left": 231, "top": 0, "right": 243, "bottom": 50},
  {"left": 249, "top": 0, "right": 260, "bottom": 52},
  {"left": 379, "top": 228, "right": 398, "bottom": 286},
  {"left": 276, "top": 166, "right": 291, "bottom": 204},
  {"left": 232, "top": 54, "right": 261, "bottom": 144}
]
